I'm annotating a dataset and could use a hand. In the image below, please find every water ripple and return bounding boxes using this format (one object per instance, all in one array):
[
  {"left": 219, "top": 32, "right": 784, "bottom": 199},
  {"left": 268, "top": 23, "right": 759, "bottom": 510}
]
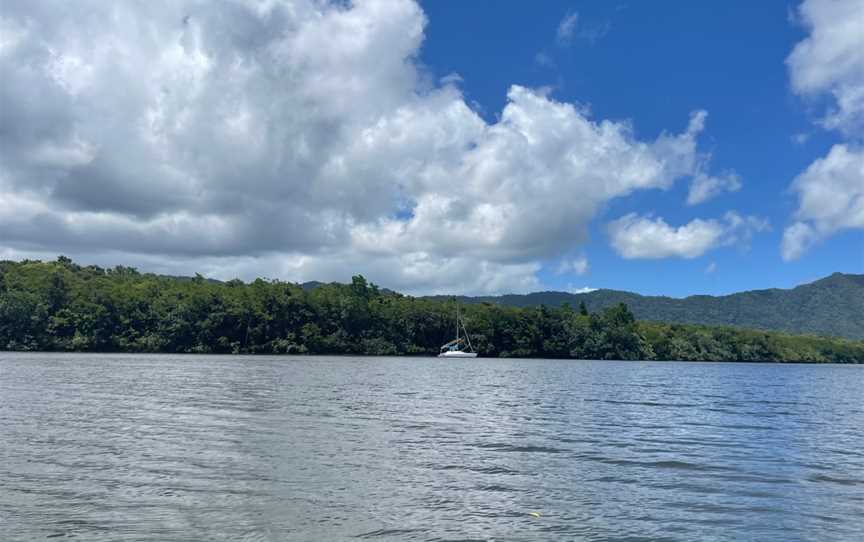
[{"left": 2, "top": 353, "right": 863, "bottom": 541}]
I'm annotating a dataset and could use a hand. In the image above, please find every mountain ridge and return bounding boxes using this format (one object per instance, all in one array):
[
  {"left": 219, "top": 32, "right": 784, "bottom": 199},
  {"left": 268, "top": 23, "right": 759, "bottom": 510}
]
[{"left": 420, "top": 272, "right": 864, "bottom": 340}]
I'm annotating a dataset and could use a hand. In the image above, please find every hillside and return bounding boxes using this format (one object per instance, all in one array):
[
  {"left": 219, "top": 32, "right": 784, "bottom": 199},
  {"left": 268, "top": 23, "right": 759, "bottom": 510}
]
[
  {"left": 1, "top": 258, "right": 863, "bottom": 362},
  {"left": 425, "top": 273, "right": 864, "bottom": 340}
]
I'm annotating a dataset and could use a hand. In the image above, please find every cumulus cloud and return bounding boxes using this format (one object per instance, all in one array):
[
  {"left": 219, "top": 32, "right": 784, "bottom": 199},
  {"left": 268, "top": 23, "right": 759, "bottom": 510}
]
[
  {"left": 556, "top": 255, "right": 589, "bottom": 276},
  {"left": 781, "top": 144, "right": 864, "bottom": 260},
  {"left": 686, "top": 171, "right": 742, "bottom": 205},
  {"left": 0, "top": 0, "right": 724, "bottom": 294},
  {"left": 608, "top": 212, "right": 769, "bottom": 259},
  {"left": 781, "top": 222, "right": 818, "bottom": 262},
  {"left": 787, "top": 0, "right": 864, "bottom": 134},
  {"left": 783, "top": 0, "right": 864, "bottom": 260}
]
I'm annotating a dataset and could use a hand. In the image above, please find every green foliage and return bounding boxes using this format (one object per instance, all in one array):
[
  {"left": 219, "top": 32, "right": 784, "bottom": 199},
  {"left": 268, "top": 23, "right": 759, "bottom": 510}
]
[
  {"left": 1, "top": 258, "right": 862, "bottom": 362},
  {"left": 426, "top": 272, "right": 864, "bottom": 340}
]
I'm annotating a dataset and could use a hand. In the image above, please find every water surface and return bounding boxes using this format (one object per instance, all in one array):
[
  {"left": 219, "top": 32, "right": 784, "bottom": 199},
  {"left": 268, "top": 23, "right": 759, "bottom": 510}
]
[{"left": 1, "top": 353, "right": 862, "bottom": 541}]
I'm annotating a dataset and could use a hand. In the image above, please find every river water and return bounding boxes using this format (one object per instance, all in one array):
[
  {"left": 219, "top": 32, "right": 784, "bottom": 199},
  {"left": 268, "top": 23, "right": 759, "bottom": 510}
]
[{"left": 1, "top": 353, "right": 862, "bottom": 541}]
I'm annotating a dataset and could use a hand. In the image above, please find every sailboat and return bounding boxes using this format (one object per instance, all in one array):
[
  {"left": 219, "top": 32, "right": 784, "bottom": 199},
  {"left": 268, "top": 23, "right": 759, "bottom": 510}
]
[{"left": 438, "top": 302, "right": 478, "bottom": 358}]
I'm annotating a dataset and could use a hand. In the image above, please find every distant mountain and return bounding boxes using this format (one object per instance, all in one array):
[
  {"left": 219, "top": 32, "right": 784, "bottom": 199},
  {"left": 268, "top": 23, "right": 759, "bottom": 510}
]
[
  {"left": 425, "top": 273, "right": 864, "bottom": 340},
  {"left": 300, "top": 281, "right": 328, "bottom": 291}
]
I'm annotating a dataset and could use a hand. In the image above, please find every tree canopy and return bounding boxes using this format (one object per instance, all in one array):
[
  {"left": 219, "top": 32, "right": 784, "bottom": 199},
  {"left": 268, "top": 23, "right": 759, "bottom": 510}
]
[
  {"left": 1, "top": 258, "right": 862, "bottom": 363},
  {"left": 425, "top": 272, "right": 864, "bottom": 340}
]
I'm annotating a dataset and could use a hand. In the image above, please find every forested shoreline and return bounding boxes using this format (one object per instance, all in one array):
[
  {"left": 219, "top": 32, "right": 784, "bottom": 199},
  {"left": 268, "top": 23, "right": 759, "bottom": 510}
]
[
  {"left": 427, "top": 272, "right": 864, "bottom": 340},
  {"left": 1, "top": 258, "right": 862, "bottom": 363}
]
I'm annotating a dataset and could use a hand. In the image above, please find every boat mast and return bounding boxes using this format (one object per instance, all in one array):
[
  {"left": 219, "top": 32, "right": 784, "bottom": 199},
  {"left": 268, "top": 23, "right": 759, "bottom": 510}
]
[
  {"left": 462, "top": 318, "right": 474, "bottom": 352},
  {"left": 455, "top": 300, "right": 460, "bottom": 345}
]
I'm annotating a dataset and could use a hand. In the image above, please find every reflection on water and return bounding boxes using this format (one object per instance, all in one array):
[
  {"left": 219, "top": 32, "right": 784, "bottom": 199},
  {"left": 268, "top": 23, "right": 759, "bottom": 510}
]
[{"left": 1, "top": 353, "right": 862, "bottom": 541}]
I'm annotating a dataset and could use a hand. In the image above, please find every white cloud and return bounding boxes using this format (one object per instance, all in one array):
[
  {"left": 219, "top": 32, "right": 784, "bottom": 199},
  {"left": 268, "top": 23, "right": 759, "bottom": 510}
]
[
  {"left": 566, "top": 285, "right": 598, "bottom": 294},
  {"left": 705, "top": 261, "right": 717, "bottom": 274},
  {"left": 439, "top": 72, "right": 463, "bottom": 86},
  {"left": 555, "top": 10, "right": 609, "bottom": 46},
  {"left": 792, "top": 132, "right": 810, "bottom": 145},
  {"left": 781, "top": 222, "right": 818, "bottom": 261},
  {"left": 782, "top": 144, "right": 864, "bottom": 260},
  {"left": 0, "top": 0, "right": 726, "bottom": 294},
  {"left": 557, "top": 11, "right": 579, "bottom": 45},
  {"left": 687, "top": 171, "right": 742, "bottom": 205},
  {"left": 534, "top": 51, "right": 555, "bottom": 68},
  {"left": 783, "top": 0, "right": 864, "bottom": 261},
  {"left": 556, "top": 255, "right": 589, "bottom": 276},
  {"left": 578, "top": 21, "right": 611, "bottom": 45},
  {"left": 787, "top": 0, "right": 864, "bottom": 135},
  {"left": 608, "top": 215, "right": 724, "bottom": 259},
  {"left": 722, "top": 211, "right": 771, "bottom": 245},
  {"left": 608, "top": 212, "right": 769, "bottom": 259}
]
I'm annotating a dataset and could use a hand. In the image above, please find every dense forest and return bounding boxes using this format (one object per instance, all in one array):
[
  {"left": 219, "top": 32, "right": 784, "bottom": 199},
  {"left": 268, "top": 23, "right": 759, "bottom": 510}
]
[
  {"left": 1, "top": 258, "right": 863, "bottom": 363},
  {"left": 427, "top": 272, "right": 864, "bottom": 340}
]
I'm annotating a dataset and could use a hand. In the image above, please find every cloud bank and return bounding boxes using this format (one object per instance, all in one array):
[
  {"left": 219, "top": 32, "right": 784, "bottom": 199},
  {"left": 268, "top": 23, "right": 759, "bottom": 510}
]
[{"left": 1, "top": 0, "right": 726, "bottom": 293}]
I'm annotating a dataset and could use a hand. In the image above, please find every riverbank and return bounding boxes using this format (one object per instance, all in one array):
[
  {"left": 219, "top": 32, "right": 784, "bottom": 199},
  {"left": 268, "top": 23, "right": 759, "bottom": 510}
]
[{"left": 3, "top": 258, "right": 863, "bottom": 363}]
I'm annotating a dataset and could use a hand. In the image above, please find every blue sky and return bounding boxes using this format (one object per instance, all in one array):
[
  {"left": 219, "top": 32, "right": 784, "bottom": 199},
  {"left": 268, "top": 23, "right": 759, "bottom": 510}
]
[
  {"left": 417, "top": 1, "right": 862, "bottom": 295},
  {"left": 0, "top": 0, "right": 862, "bottom": 296}
]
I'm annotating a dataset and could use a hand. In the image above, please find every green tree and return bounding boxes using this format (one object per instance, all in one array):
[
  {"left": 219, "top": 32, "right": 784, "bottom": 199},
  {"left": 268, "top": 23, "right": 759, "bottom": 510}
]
[{"left": 0, "top": 258, "right": 862, "bottom": 362}]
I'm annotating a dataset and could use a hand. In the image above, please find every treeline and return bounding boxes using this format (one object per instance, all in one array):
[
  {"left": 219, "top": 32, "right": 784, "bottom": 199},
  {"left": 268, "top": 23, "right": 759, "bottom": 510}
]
[
  {"left": 433, "top": 272, "right": 864, "bottom": 340},
  {"left": 1, "top": 258, "right": 862, "bottom": 363}
]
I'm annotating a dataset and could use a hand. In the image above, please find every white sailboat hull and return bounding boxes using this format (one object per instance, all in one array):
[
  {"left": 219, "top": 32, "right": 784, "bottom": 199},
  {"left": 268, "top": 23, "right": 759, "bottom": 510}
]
[
  {"left": 437, "top": 351, "right": 478, "bottom": 358},
  {"left": 439, "top": 301, "right": 477, "bottom": 358}
]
